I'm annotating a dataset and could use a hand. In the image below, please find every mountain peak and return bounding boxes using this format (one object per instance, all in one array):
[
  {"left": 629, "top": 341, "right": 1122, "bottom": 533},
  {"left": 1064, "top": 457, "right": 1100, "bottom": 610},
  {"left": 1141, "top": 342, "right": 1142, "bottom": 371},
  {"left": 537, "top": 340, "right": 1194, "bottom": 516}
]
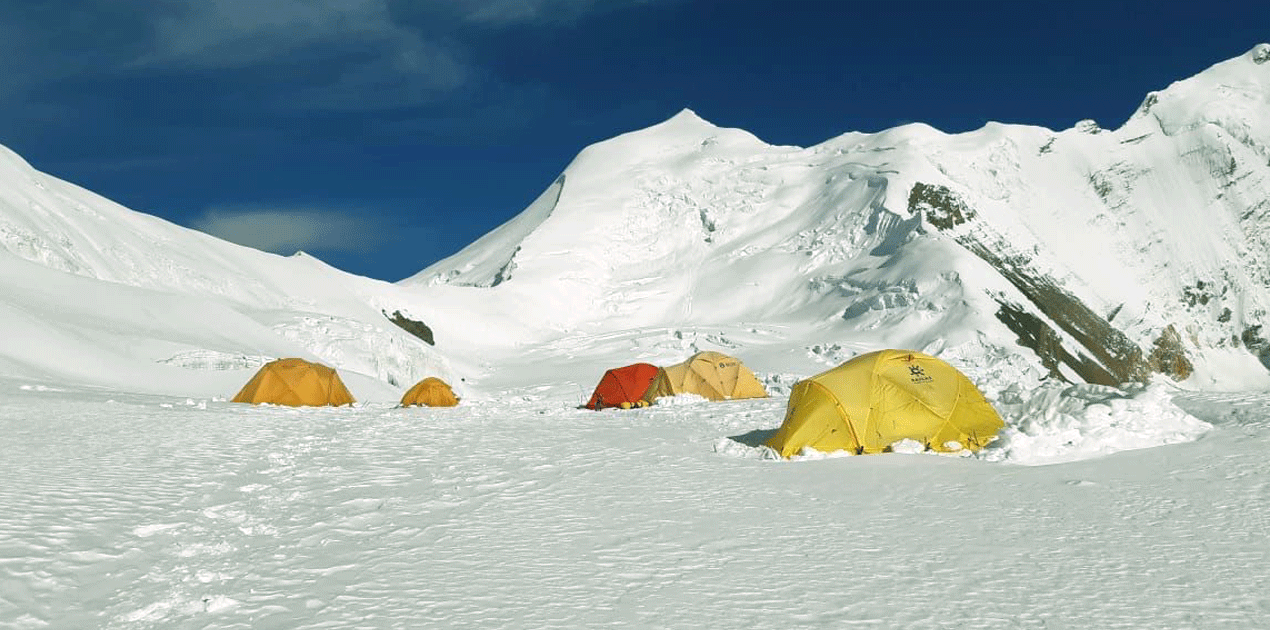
[
  {"left": 664, "top": 107, "right": 715, "bottom": 127},
  {"left": 669, "top": 107, "right": 706, "bottom": 121},
  {"left": 634, "top": 107, "right": 728, "bottom": 140},
  {"left": 560, "top": 108, "right": 772, "bottom": 178},
  {"left": 1126, "top": 43, "right": 1270, "bottom": 133}
]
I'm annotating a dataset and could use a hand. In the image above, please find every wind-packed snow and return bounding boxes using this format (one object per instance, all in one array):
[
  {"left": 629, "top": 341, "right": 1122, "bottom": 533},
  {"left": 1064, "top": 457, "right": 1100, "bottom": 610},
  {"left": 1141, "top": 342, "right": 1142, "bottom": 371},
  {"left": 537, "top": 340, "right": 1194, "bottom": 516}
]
[
  {"left": 3, "top": 379, "right": 1268, "bottom": 629},
  {"left": 2, "top": 44, "right": 1270, "bottom": 629}
]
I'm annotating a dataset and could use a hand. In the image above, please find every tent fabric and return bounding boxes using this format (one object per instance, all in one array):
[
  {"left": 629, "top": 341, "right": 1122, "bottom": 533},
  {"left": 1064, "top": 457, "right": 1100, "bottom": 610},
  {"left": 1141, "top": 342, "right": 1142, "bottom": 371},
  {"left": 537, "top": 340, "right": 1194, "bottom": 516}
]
[
  {"left": 765, "top": 349, "right": 1003, "bottom": 457},
  {"left": 232, "top": 357, "right": 356, "bottom": 407},
  {"left": 641, "top": 351, "right": 768, "bottom": 403},
  {"left": 586, "top": 363, "right": 659, "bottom": 410},
  {"left": 400, "top": 377, "right": 460, "bottom": 407}
]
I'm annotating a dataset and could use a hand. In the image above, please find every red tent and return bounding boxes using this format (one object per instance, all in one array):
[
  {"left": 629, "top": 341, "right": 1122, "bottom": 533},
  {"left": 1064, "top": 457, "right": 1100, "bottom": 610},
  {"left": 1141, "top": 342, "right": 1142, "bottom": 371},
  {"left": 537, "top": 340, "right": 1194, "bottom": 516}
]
[{"left": 585, "top": 363, "right": 659, "bottom": 410}]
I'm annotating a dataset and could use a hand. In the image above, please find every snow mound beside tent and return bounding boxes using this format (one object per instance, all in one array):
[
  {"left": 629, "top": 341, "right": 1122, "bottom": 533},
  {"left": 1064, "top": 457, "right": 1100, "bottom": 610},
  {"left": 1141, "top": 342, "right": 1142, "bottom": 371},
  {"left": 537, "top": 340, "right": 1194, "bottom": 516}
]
[
  {"left": 716, "top": 381, "right": 1211, "bottom": 465},
  {"left": 982, "top": 382, "right": 1213, "bottom": 465}
]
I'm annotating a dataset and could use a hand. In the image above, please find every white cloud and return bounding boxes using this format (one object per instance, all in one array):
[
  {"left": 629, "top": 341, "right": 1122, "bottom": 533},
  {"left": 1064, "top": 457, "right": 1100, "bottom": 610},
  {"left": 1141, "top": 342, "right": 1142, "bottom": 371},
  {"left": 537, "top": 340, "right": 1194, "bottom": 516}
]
[{"left": 191, "top": 206, "right": 390, "bottom": 255}]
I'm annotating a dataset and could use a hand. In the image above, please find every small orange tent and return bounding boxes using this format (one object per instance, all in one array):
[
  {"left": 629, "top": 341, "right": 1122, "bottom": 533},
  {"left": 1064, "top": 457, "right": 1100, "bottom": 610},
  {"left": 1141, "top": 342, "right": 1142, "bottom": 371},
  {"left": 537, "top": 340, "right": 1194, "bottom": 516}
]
[
  {"left": 232, "top": 358, "right": 356, "bottom": 407},
  {"left": 400, "top": 377, "right": 459, "bottom": 407},
  {"left": 586, "top": 363, "right": 659, "bottom": 409}
]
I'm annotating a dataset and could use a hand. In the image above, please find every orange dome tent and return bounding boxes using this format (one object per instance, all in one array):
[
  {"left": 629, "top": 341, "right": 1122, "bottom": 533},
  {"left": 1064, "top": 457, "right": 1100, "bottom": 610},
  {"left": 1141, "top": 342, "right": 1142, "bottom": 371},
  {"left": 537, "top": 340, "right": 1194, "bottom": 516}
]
[
  {"left": 400, "top": 377, "right": 460, "bottom": 407},
  {"left": 232, "top": 358, "right": 356, "bottom": 407},
  {"left": 586, "top": 363, "right": 659, "bottom": 410}
]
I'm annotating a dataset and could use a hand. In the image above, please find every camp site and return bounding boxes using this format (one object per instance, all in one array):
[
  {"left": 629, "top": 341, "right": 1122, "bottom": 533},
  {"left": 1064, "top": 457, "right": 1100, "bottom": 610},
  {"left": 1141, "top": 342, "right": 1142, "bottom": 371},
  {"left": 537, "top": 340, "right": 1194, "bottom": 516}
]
[{"left": 5, "top": 29, "right": 1270, "bottom": 630}]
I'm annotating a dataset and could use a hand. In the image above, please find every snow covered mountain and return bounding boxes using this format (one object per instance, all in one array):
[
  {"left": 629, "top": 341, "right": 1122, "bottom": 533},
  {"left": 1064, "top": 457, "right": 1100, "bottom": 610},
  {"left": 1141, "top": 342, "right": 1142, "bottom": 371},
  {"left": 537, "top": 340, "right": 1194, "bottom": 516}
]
[
  {"left": 405, "top": 43, "right": 1270, "bottom": 393},
  {"left": 1, "top": 44, "right": 1268, "bottom": 402},
  {"left": 0, "top": 144, "right": 456, "bottom": 400}
]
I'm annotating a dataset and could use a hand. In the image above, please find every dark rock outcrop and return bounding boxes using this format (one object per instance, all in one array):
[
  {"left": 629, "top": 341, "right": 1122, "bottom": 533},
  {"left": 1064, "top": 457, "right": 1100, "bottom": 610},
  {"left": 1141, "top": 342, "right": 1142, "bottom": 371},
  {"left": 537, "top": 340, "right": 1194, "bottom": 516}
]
[
  {"left": 1243, "top": 325, "right": 1270, "bottom": 369},
  {"left": 384, "top": 310, "right": 434, "bottom": 346},
  {"left": 912, "top": 182, "right": 1189, "bottom": 384},
  {"left": 1147, "top": 324, "right": 1194, "bottom": 381},
  {"left": 910, "top": 182, "right": 975, "bottom": 230}
]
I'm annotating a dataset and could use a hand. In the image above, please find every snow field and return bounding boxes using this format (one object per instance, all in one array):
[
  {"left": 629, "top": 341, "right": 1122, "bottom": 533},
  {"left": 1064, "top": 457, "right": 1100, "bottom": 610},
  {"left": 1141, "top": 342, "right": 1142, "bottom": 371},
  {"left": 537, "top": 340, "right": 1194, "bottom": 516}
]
[{"left": 3, "top": 384, "right": 1268, "bottom": 629}]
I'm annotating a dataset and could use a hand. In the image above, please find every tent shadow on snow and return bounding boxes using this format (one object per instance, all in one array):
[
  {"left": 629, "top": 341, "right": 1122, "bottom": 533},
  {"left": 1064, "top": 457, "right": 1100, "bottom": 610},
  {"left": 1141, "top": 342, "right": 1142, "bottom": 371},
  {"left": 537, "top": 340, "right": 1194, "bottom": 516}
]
[{"left": 727, "top": 428, "right": 778, "bottom": 448}]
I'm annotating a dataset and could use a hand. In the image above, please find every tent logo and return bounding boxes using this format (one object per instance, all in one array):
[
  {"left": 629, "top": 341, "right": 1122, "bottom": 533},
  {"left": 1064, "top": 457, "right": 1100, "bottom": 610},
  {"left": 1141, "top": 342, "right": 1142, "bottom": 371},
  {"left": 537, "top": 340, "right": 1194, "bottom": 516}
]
[{"left": 908, "top": 364, "right": 934, "bottom": 384}]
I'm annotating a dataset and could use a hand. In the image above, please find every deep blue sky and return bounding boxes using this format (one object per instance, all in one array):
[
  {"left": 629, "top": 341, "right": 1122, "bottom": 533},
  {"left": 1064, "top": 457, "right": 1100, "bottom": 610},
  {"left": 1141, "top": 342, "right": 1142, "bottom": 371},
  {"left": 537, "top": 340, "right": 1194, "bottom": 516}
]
[{"left": 1, "top": 1, "right": 1264, "bottom": 281}]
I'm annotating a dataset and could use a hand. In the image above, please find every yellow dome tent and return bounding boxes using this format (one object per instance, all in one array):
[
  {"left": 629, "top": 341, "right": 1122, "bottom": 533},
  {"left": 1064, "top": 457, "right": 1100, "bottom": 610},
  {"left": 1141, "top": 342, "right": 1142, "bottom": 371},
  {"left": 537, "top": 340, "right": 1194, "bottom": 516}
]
[
  {"left": 400, "top": 377, "right": 459, "bottom": 407},
  {"left": 642, "top": 351, "right": 768, "bottom": 403},
  {"left": 765, "top": 349, "right": 1003, "bottom": 457},
  {"left": 232, "top": 358, "right": 356, "bottom": 407}
]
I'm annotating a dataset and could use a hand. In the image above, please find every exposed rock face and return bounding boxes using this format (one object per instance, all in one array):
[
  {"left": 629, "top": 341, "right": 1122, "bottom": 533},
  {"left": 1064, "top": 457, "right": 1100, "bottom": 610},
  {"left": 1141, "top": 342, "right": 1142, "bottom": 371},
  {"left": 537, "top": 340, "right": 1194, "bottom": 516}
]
[
  {"left": 910, "top": 182, "right": 975, "bottom": 230},
  {"left": 1253, "top": 43, "right": 1270, "bottom": 64},
  {"left": 1244, "top": 325, "right": 1270, "bottom": 369},
  {"left": 1147, "top": 324, "right": 1194, "bottom": 381},
  {"left": 994, "top": 302, "right": 1119, "bottom": 385},
  {"left": 913, "top": 182, "right": 1194, "bottom": 384},
  {"left": 384, "top": 310, "right": 435, "bottom": 346}
]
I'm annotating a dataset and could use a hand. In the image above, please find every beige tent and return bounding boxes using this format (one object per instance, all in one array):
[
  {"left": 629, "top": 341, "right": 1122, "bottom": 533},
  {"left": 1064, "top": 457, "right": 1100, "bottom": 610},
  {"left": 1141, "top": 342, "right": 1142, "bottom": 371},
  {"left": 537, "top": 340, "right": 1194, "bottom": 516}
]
[
  {"left": 765, "top": 349, "right": 1003, "bottom": 457},
  {"left": 642, "top": 351, "right": 768, "bottom": 403},
  {"left": 400, "top": 377, "right": 459, "bottom": 407},
  {"left": 232, "top": 358, "right": 356, "bottom": 407}
]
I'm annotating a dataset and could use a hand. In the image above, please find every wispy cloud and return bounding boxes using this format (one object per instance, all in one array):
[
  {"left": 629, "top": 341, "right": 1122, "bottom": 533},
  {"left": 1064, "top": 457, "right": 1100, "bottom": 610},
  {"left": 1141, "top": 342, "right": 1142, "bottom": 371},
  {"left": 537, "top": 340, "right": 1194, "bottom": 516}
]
[
  {"left": 138, "top": 1, "right": 426, "bottom": 68},
  {"left": 452, "top": 0, "right": 669, "bottom": 25},
  {"left": 0, "top": 0, "right": 683, "bottom": 175},
  {"left": 0, "top": 0, "right": 679, "bottom": 116},
  {"left": 122, "top": 0, "right": 470, "bottom": 111},
  {"left": 126, "top": 0, "right": 672, "bottom": 109},
  {"left": 190, "top": 206, "right": 392, "bottom": 255}
]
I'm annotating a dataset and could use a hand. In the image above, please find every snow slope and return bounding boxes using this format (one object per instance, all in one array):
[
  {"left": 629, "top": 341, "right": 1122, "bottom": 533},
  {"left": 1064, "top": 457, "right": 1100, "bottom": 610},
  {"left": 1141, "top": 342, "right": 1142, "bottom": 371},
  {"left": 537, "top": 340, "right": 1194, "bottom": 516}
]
[{"left": 0, "top": 144, "right": 457, "bottom": 401}]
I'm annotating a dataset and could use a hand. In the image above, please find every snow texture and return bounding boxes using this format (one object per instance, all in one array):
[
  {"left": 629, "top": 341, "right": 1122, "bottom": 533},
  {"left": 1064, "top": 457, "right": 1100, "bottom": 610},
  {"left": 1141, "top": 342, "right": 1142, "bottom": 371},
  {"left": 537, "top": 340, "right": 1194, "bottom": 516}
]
[{"left": 2, "top": 382, "right": 1268, "bottom": 629}]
